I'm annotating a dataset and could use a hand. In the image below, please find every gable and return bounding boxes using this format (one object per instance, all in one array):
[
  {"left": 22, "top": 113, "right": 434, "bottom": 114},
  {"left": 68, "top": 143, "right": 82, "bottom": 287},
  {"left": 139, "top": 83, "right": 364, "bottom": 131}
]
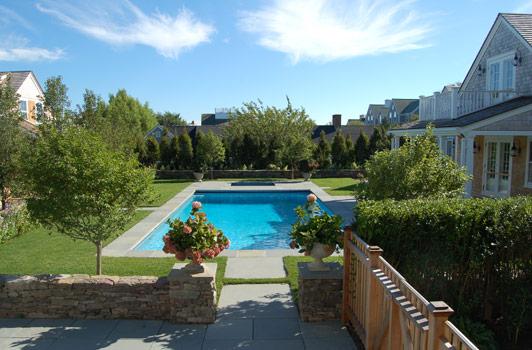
[{"left": 472, "top": 109, "right": 532, "bottom": 132}]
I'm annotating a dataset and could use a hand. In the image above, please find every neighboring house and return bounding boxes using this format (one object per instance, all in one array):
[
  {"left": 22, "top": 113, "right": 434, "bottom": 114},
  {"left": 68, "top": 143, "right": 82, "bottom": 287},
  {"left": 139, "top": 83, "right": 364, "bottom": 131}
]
[
  {"left": 365, "top": 104, "right": 385, "bottom": 125},
  {"left": 0, "top": 71, "right": 44, "bottom": 134},
  {"left": 377, "top": 106, "right": 389, "bottom": 125},
  {"left": 201, "top": 108, "right": 235, "bottom": 125},
  {"left": 389, "top": 13, "right": 532, "bottom": 198},
  {"left": 387, "top": 99, "right": 419, "bottom": 124},
  {"left": 145, "top": 124, "right": 224, "bottom": 144}
]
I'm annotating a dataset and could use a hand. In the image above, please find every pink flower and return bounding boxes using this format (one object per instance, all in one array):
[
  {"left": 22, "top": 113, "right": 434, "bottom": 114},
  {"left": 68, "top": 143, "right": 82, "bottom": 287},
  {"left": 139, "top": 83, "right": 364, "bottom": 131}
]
[
  {"left": 175, "top": 251, "right": 186, "bottom": 261},
  {"left": 214, "top": 245, "right": 221, "bottom": 255},
  {"left": 192, "top": 201, "right": 202, "bottom": 209},
  {"left": 183, "top": 225, "right": 192, "bottom": 234},
  {"left": 203, "top": 249, "right": 215, "bottom": 259},
  {"left": 225, "top": 239, "right": 231, "bottom": 250},
  {"left": 307, "top": 194, "right": 317, "bottom": 202}
]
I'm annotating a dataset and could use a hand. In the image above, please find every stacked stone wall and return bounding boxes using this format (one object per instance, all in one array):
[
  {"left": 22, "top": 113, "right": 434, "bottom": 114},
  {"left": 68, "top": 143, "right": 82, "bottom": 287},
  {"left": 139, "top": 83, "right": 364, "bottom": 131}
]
[{"left": 156, "top": 169, "right": 364, "bottom": 180}]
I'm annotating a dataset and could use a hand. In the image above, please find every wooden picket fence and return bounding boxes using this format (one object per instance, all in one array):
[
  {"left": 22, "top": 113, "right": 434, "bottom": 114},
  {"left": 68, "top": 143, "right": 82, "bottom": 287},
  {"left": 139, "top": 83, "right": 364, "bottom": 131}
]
[{"left": 342, "top": 226, "right": 479, "bottom": 350}]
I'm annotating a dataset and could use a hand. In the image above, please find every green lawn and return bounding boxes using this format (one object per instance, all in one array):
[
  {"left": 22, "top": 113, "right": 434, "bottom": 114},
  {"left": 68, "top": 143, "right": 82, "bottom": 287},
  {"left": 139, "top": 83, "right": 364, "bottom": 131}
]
[
  {"left": 311, "top": 177, "right": 358, "bottom": 196},
  {"left": 144, "top": 179, "right": 192, "bottom": 207}
]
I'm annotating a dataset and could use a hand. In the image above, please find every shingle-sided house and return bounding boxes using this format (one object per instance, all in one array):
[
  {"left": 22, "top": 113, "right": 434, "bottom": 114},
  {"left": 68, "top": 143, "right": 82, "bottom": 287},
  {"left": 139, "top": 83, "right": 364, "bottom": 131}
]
[
  {"left": 389, "top": 13, "right": 532, "bottom": 198},
  {"left": 0, "top": 71, "right": 44, "bottom": 134},
  {"left": 387, "top": 99, "right": 419, "bottom": 124},
  {"left": 365, "top": 104, "right": 385, "bottom": 125}
]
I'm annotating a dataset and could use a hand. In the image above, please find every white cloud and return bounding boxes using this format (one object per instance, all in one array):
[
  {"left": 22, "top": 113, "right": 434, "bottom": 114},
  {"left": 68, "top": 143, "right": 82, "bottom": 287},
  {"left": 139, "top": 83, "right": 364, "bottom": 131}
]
[
  {"left": 36, "top": 0, "right": 215, "bottom": 59},
  {"left": 0, "top": 5, "right": 34, "bottom": 31},
  {"left": 238, "top": 0, "right": 431, "bottom": 63},
  {"left": 0, "top": 47, "right": 65, "bottom": 62}
]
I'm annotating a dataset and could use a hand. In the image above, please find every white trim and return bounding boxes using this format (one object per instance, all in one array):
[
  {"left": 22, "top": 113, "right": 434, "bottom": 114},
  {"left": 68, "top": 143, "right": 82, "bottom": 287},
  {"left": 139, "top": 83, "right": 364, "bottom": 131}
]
[
  {"left": 471, "top": 130, "right": 532, "bottom": 136},
  {"left": 483, "top": 136, "right": 513, "bottom": 197}
]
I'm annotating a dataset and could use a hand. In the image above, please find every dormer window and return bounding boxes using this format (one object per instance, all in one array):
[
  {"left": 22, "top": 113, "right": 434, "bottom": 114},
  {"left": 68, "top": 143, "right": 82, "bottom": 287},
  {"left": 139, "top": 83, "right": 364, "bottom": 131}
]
[{"left": 19, "top": 100, "right": 28, "bottom": 120}]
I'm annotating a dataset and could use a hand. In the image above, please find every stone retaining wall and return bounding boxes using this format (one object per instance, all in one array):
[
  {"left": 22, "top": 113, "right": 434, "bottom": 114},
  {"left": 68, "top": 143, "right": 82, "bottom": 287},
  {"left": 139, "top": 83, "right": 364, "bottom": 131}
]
[
  {"left": 156, "top": 169, "right": 364, "bottom": 179},
  {"left": 0, "top": 263, "right": 217, "bottom": 324},
  {"left": 297, "top": 262, "right": 343, "bottom": 322}
]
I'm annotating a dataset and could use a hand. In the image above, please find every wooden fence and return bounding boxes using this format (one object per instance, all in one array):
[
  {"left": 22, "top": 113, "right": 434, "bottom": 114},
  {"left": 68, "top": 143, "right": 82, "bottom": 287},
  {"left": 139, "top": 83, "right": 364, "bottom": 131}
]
[{"left": 342, "top": 226, "right": 478, "bottom": 350}]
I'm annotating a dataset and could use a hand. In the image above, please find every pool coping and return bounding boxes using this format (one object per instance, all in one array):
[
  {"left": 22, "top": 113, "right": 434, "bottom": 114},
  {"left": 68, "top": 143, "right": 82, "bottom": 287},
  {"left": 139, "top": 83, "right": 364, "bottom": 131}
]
[{"left": 102, "top": 180, "right": 356, "bottom": 258}]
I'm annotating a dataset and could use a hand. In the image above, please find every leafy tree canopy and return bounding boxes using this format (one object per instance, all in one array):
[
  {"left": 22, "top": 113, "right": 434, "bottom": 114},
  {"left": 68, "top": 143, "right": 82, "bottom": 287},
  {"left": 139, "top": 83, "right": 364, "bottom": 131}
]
[{"left": 156, "top": 111, "right": 187, "bottom": 126}]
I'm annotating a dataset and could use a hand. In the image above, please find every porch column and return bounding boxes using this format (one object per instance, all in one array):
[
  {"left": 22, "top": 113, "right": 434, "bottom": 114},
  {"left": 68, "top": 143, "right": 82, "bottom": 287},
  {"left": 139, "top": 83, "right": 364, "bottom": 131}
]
[{"left": 464, "top": 135, "right": 474, "bottom": 198}]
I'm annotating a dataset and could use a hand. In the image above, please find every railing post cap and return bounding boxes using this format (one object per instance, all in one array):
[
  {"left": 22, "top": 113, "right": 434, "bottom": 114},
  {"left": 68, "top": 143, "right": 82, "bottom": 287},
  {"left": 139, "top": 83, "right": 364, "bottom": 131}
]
[
  {"left": 429, "top": 301, "right": 454, "bottom": 313},
  {"left": 368, "top": 246, "right": 383, "bottom": 253}
]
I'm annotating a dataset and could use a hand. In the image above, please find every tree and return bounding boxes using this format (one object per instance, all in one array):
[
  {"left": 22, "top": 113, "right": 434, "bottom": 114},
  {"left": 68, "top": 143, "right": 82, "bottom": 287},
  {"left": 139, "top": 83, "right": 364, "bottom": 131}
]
[
  {"left": 145, "top": 136, "right": 160, "bottom": 166},
  {"left": 354, "top": 130, "right": 370, "bottom": 166},
  {"left": 134, "top": 135, "right": 148, "bottom": 165},
  {"left": 195, "top": 130, "right": 225, "bottom": 178},
  {"left": 25, "top": 127, "right": 155, "bottom": 274},
  {"left": 313, "top": 130, "right": 331, "bottom": 169},
  {"left": 362, "top": 125, "right": 470, "bottom": 200},
  {"left": 170, "top": 134, "right": 179, "bottom": 168},
  {"left": 42, "top": 75, "right": 71, "bottom": 132},
  {"left": 223, "top": 98, "right": 315, "bottom": 169},
  {"left": 347, "top": 120, "right": 365, "bottom": 126},
  {"left": 331, "top": 130, "right": 346, "bottom": 168},
  {"left": 281, "top": 135, "right": 313, "bottom": 178},
  {"left": 369, "top": 125, "right": 391, "bottom": 155},
  {"left": 156, "top": 111, "right": 187, "bottom": 126},
  {"left": 0, "top": 74, "right": 26, "bottom": 210},
  {"left": 159, "top": 127, "right": 173, "bottom": 168},
  {"left": 345, "top": 134, "right": 356, "bottom": 168},
  {"left": 74, "top": 89, "right": 106, "bottom": 130},
  {"left": 177, "top": 129, "right": 193, "bottom": 169}
]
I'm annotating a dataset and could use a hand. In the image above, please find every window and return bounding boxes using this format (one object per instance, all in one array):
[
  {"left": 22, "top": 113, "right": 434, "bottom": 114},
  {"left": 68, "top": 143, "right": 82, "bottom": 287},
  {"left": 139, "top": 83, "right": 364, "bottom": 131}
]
[
  {"left": 155, "top": 130, "right": 161, "bottom": 138},
  {"left": 484, "top": 138, "right": 511, "bottom": 197},
  {"left": 19, "top": 100, "right": 28, "bottom": 119},
  {"left": 526, "top": 139, "right": 532, "bottom": 188},
  {"left": 487, "top": 52, "right": 515, "bottom": 104},
  {"left": 445, "top": 137, "right": 455, "bottom": 160},
  {"left": 35, "top": 102, "right": 43, "bottom": 120}
]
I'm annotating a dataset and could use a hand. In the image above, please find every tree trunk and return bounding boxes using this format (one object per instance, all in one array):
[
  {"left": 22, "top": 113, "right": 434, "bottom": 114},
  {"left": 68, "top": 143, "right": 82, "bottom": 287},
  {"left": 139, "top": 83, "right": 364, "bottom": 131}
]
[{"left": 96, "top": 240, "right": 102, "bottom": 275}]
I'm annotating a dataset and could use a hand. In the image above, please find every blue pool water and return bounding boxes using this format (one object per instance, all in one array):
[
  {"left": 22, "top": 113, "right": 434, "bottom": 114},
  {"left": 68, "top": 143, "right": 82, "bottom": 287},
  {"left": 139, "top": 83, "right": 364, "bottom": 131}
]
[{"left": 134, "top": 191, "right": 334, "bottom": 250}]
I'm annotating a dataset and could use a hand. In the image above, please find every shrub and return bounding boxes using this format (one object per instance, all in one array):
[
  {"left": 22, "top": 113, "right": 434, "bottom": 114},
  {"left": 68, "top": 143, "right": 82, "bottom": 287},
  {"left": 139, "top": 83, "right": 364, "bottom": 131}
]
[
  {"left": 0, "top": 203, "right": 33, "bottom": 244},
  {"left": 353, "top": 196, "right": 532, "bottom": 345}
]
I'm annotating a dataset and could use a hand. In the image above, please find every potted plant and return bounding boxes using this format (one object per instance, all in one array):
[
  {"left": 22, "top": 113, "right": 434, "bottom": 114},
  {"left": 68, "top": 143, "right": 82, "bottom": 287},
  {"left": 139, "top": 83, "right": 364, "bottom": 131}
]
[
  {"left": 162, "top": 201, "right": 230, "bottom": 274},
  {"left": 289, "top": 194, "right": 343, "bottom": 271},
  {"left": 192, "top": 164, "right": 205, "bottom": 182},
  {"left": 299, "top": 159, "right": 319, "bottom": 181}
]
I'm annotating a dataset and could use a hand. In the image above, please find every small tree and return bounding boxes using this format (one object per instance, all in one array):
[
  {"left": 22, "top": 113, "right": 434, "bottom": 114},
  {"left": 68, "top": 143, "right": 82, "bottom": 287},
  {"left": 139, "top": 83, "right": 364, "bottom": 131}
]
[
  {"left": 369, "top": 125, "right": 391, "bottom": 155},
  {"left": 170, "top": 135, "right": 179, "bottom": 168},
  {"left": 313, "top": 130, "right": 331, "bottom": 169},
  {"left": 42, "top": 75, "right": 71, "bottom": 132},
  {"left": 362, "top": 125, "right": 470, "bottom": 200},
  {"left": 0, "top": 74, "right": 26, "bottom": 210},
  {"left": 134, "top": 135, "right": 148, "bottom": 165},
  {"left": 195, "top": 130, "right": 225, "bottom": 178},
  {"left": 331, "top": 130, "right": 346, "bottom": 168},
  {"left": 26, "top": 127, "right": 155, "bottom": 274},
  {"left": 159, "top": 127, "right": 173, "bottom": 168},
  {"left": 177, "top": 129, "right": 193, "bottom": 169},
  {"left": 145, "top": 136, "right": 160, "bottom": 166},
  {"left": 345, "top": 134, "right": 356, "bottom": 168},
  {"left": 281, "top": 135, "right": 313, "bottom": 179},
  {"left": 354, "top": 130, "right": 370, "bottom": 166}
]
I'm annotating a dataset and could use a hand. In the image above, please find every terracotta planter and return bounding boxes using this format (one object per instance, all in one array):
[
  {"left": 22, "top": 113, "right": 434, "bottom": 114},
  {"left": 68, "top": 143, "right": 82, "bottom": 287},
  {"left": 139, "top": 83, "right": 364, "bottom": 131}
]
[
  {"left": 193, "top": 172, "right": 204, "bottom": 182},
  {"left": 307, "top": 243, "right": 334, "bottom": 271},
  {"left": 302, "top": 172, "right": 312, "bottom": 181}
]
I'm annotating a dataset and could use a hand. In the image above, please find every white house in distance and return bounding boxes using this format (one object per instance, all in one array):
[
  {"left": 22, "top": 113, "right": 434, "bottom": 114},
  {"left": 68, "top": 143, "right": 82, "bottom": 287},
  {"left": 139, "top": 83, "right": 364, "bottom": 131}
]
[
  {"left": 0, "top": 71, "right": 44, "bottom": 134},
  {"left": 389, "top": 13, "right": 532, "bottom": 198}
]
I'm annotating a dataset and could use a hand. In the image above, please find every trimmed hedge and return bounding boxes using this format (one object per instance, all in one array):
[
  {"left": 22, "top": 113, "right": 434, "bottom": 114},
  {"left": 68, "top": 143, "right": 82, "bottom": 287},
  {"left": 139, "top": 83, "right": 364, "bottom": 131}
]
[{"left": 353, "top": 196, "right": 532, "bottom": 345}]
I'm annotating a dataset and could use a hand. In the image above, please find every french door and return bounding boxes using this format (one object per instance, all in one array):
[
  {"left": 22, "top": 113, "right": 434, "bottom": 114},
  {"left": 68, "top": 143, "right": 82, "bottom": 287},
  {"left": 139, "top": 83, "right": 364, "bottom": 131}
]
[{"left": 483, "top": 138, "right": 511, "bottom": 197}]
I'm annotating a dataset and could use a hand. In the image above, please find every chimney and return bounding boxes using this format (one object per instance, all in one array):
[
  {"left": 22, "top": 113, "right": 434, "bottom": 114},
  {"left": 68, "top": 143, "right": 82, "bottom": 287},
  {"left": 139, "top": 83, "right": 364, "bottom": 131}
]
[
  {"left": 384, "top": 99, "right": 392, "bottom": 108},
  {"left": 332, "top": 114, "right": 341, "bottom": 129}
]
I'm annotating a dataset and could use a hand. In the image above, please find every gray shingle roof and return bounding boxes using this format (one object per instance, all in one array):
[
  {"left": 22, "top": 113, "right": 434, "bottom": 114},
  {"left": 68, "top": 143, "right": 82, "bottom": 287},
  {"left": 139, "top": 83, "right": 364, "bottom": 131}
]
[
  {"left": 401, "top": 100, "right": 419, "bottom": 114},
  {"left": 390, "top": 95, "right": 532, "bottom": 131},
  {"left": 392, "top": 99, "right": 418, "bottom": 114},
  {"left": 0, "top": 71, "right": 31, "bottom": 91},
  {"left": 502, "top": 13, "right": 532, "bottom": 48}
]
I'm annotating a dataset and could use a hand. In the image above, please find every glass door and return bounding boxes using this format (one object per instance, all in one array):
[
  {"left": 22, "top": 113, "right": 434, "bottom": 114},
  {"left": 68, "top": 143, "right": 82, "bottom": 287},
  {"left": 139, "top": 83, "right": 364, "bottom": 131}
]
[{"left": 483, "top": 139, "right": 511, "bottom": 197}]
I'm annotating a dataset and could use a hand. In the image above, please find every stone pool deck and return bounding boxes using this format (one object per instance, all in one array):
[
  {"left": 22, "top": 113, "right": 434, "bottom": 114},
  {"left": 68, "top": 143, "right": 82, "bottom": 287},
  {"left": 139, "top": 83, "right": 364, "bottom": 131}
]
[{"left": 102, "top": 180, "right": 356, "bottom": 258}]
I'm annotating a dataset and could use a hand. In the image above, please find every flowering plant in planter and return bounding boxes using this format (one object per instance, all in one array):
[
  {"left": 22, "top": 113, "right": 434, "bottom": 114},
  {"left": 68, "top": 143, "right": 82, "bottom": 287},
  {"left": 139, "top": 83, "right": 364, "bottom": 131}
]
[
  {"left": 289, "top": 194, "right": 343, "bottom": 255},
  {"left": 299, "top": 159, "right": 319, "bottom": 173},
  {"left": 162, "top": 201, "right": 230, "bottom": 265}
]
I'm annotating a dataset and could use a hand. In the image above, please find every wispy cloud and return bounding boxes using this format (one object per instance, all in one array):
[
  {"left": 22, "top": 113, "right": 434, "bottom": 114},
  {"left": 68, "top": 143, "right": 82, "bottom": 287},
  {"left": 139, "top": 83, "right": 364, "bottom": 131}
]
[
  {"left": 0, "top": 47, "right": 65, "bottom": 62},
  {"left": 515, "top": 1, "right": 532, "bottom": 13},
  {"left": 36, "top": 0, "right": 215, "bottom": 59},
  {"left": 0, "top": 5, "right": 34, "bottom": 31},
  {"left": 238, "top": 0, "right": 431, "bottom": 63}
]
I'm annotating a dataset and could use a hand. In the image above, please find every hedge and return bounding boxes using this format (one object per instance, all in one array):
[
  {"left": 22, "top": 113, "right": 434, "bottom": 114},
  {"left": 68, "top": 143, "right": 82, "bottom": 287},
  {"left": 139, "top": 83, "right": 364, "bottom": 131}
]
[{"left": 353, "top": 196, "right": 532, "bottom": 345}]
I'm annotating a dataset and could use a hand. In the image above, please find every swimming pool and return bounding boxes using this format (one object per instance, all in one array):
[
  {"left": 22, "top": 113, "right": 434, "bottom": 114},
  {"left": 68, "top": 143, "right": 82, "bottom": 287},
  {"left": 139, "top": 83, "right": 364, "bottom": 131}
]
[{"left": 134, "top": 191, "right": 334, "bottom": 250}]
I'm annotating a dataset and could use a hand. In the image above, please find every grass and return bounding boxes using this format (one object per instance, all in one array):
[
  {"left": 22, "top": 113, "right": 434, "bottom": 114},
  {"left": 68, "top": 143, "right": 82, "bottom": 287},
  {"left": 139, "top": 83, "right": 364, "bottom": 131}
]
[
  {"left": 144, "top": 179, "right": 192, "bottom": 207},
  {"left": 311, "top": 177, "right": 358, "bottom": 196}
]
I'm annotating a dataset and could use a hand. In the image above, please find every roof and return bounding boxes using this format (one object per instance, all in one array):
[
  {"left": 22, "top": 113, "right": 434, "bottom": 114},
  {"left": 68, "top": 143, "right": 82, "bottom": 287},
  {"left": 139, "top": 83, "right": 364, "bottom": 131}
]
[
  {"left": 368, "top": 104, "right": 385, "bottom": 117},
  {"left": 401, "top": 100, "right": 419, "bottom": 115},
  {"left": 390, "top": 95, "right": 532, "bottom": 131},
  {"left": 391, "top": 99, "right": 418, "bottom": 114},
  {"left": 502, "top": 13, "right": 532, "bottom": 47},
  {"left": 378, "top": 107, "right": 389, "bottom": 116},
  {"left": 0, "top": 71, "right": 32, "bottom": 92}
]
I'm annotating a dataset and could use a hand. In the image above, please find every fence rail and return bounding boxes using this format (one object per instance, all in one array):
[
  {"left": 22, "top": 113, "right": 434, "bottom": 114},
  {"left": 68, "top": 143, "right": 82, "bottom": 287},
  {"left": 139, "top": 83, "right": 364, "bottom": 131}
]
[{"left": 342, "top": 226, "right": 478, "bottom": 350}]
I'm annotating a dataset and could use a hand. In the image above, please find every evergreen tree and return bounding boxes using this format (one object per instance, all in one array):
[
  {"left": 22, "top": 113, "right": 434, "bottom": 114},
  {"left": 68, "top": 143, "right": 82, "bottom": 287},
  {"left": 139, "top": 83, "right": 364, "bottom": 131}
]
[
  {"left": 159, "top": 127, "right": 173, "bottom": 168},
  {"left": 134, "top": 135, "right": 148, "bottom": 165},
  {"left": 345, "top": 134, "right": 356, "bottom": 168},
  {"left": 369, "top": 126, "right": 391, "bottom": 155},
  {"left": 170, "top": 134, "right": 179, "bottom": 168},
  {"left": 195, "top": 130, "right": 225, "bottom": 178},
  {"left": 331, "top": 130, "right": 346, "bottom": 168},
  {"left": 177, "top": 129, "right": 193, "bottom": 169},
  {"left": 354, "top": 130, "right": 370, "bottom": 165},
  {"left": 313, "top": 130, "right": 331, "bottom": 169},
  {"left": 145, "top": 136, "right": 160, "bottom": 166}
]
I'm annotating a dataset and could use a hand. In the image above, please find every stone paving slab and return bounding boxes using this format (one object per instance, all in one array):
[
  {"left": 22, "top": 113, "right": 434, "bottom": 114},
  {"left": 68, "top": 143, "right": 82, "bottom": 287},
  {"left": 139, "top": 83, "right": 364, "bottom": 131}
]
[{"left": 225, "top": 257, "right": 286, "bottom": 279}]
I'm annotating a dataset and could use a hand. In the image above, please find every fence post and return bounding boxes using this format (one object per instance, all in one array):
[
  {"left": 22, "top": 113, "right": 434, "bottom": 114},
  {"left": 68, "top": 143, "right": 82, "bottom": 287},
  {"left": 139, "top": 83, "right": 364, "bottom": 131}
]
[
  {"left": 342, "top": 226, "right": 352, "bottom": 325},
  {"left": 427, "top": 301, "right": 454, "bottom": 350},
  {"left": 365, "top": 245, "right": 383, "bottom": 349}
]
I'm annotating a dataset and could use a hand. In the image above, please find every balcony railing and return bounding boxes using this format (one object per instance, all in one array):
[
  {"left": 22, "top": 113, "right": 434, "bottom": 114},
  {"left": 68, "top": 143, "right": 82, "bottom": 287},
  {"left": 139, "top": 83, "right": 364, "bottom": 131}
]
[{"left": 419, "top": 88, "right": 521, "bottom": 121}]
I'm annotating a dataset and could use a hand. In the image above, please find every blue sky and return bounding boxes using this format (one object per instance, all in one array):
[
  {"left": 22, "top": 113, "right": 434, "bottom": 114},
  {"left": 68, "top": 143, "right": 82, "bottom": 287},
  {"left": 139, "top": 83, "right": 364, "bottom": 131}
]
[{"left": 2, "top": 0, "right": 532, "bottom": 125}]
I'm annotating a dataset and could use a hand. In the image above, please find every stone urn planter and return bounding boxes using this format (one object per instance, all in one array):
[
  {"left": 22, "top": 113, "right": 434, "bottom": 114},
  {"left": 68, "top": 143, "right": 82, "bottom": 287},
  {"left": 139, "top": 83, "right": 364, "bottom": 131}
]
[
  {"left": 182, "top": 261, "right": 206, "bottom": 274},
  {"left": 301, "top": 172, "right": 312, "bottom": 181},
  {"left": 193, "top": 172, "right": 204, "bottom": 182},
  {"left": 307, "top": 243, "right": 335, "bottom": 271}
]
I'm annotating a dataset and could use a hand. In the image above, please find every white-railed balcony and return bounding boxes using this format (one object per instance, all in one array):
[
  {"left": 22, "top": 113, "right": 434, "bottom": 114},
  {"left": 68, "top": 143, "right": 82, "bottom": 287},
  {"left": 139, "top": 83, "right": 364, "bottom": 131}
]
[{"left": 419, "top": 87, "right": 521, "bottom": 121}]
